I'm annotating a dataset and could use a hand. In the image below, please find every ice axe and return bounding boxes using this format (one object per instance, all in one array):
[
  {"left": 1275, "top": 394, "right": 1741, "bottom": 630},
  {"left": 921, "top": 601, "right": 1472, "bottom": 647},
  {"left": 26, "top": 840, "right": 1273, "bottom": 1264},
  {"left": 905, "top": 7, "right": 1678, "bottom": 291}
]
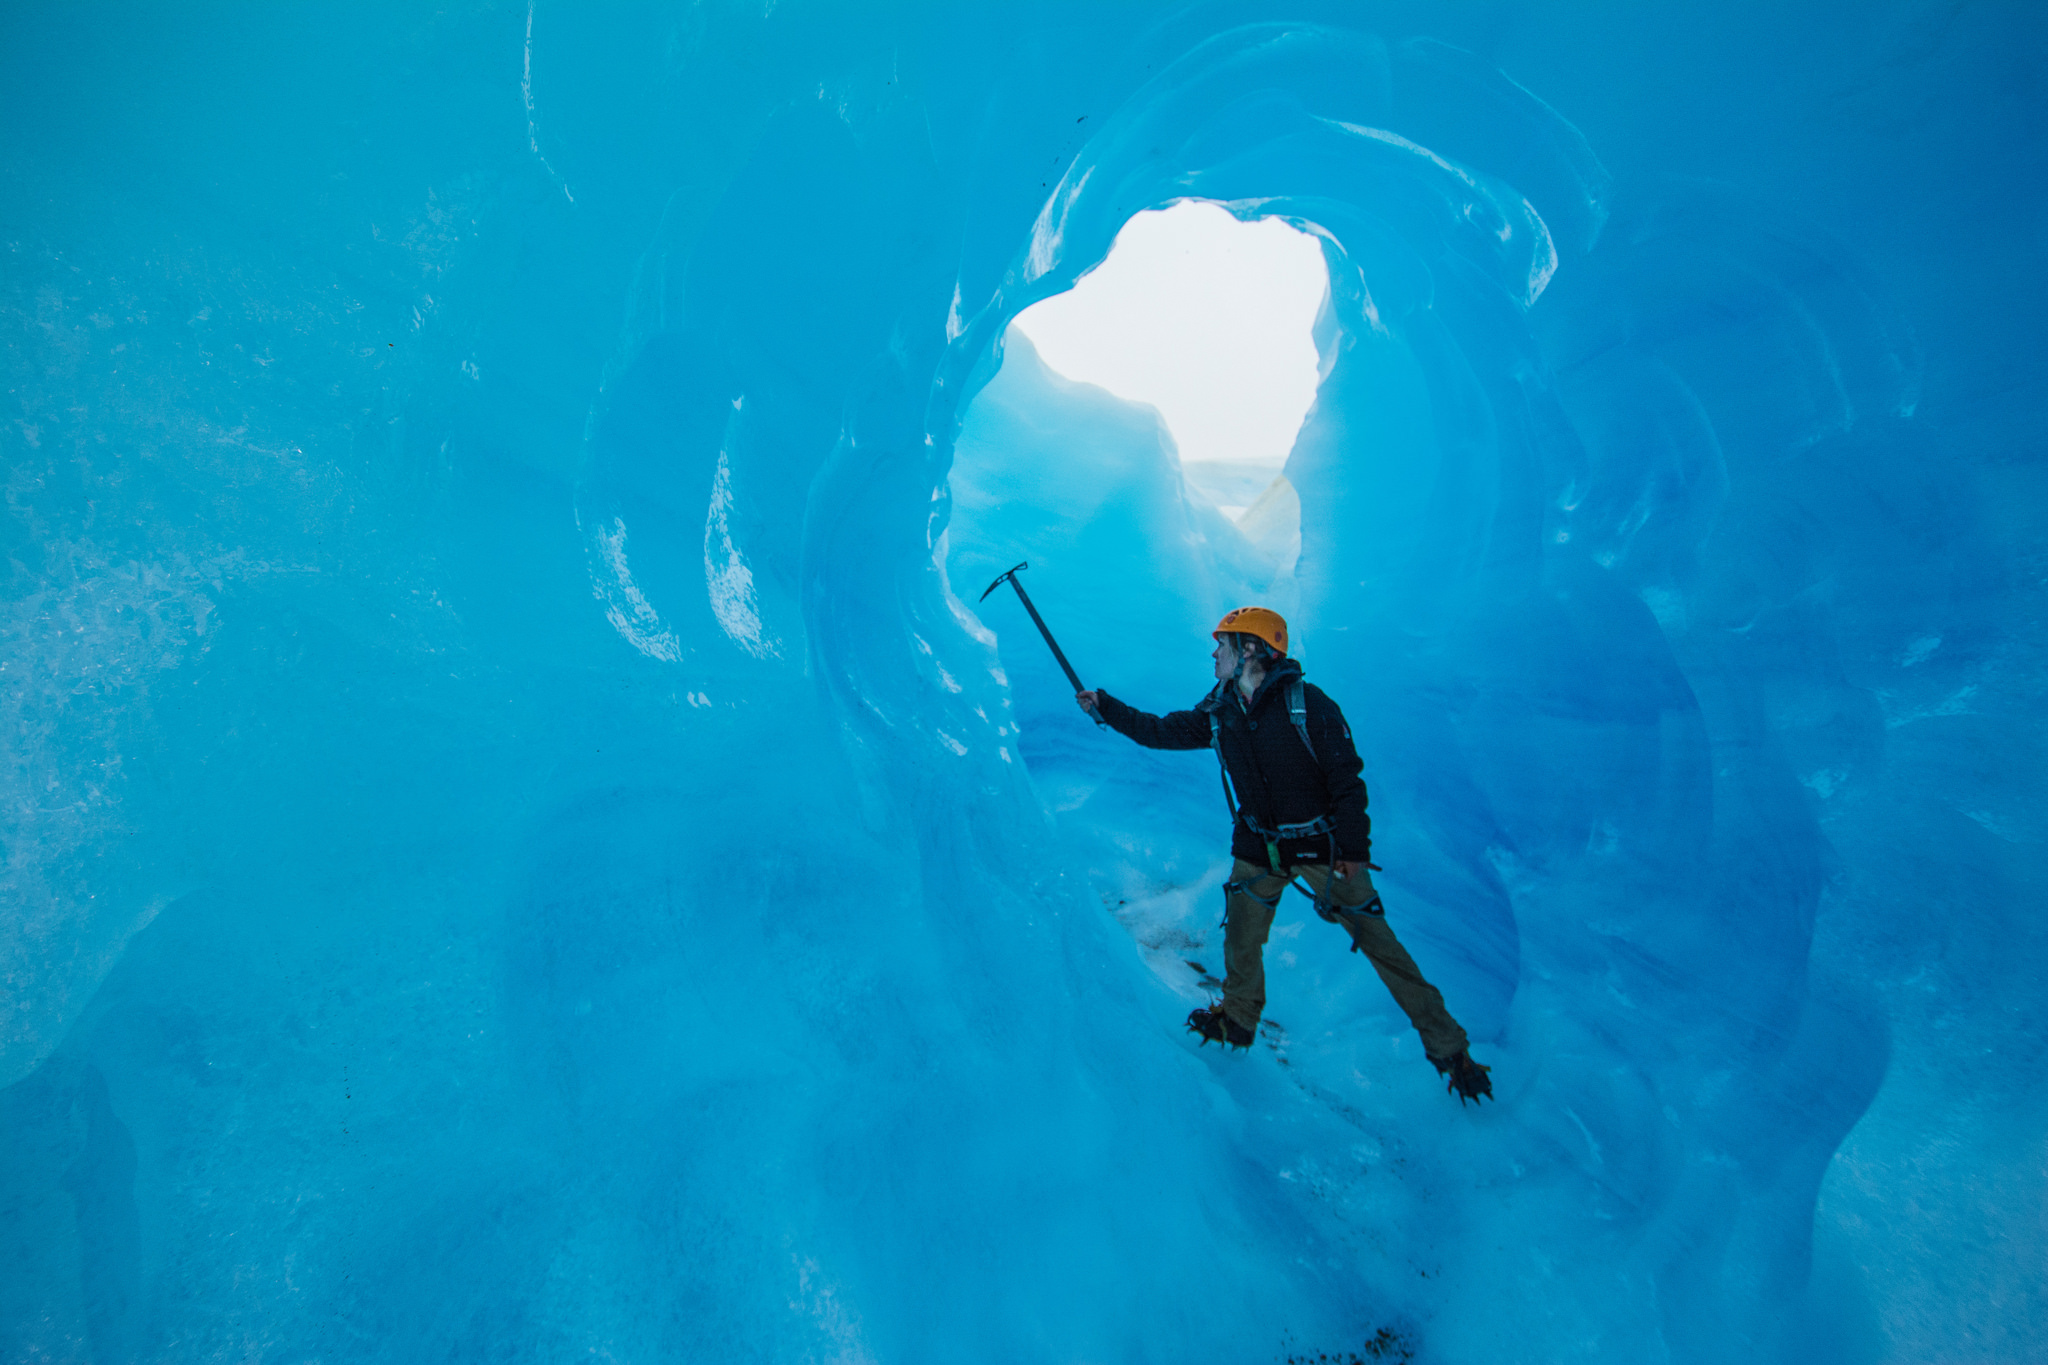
[{"left": 979, "top": 561, "right": 1104, "bottom": 726}]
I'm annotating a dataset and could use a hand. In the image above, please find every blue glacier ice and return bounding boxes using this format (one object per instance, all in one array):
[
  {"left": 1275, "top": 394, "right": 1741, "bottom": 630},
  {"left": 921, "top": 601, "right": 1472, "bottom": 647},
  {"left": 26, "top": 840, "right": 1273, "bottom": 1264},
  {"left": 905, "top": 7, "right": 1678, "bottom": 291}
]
[{"left": 3, "top": 3, "right": 2043, "bottom": 1361}]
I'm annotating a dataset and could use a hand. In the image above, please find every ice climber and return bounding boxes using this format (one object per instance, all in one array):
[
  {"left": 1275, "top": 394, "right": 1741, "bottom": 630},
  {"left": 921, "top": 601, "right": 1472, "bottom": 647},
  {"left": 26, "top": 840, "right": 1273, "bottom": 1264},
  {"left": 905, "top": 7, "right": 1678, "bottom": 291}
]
[{"left": 1076, "top": 607, "right": 1493, "bottom": 1104}]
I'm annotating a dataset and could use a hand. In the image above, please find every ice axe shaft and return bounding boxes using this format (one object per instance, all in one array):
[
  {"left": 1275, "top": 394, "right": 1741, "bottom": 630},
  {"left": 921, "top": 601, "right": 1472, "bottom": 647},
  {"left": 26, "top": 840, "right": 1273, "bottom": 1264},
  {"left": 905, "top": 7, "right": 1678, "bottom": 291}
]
[
  {"left": 980, "top": 562, "right": 1082, "bottom": 691},
  {"left": 978, "top": 562, "right": 1103, "bottom": 725}
]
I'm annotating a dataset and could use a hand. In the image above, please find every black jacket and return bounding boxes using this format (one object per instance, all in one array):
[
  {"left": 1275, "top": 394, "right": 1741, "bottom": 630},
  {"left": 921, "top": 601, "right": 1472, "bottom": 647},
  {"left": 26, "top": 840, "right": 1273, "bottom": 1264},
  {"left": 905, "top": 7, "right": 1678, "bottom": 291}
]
[{"left": 1095, "top": 657, "right": 1371, "bottom": 867}]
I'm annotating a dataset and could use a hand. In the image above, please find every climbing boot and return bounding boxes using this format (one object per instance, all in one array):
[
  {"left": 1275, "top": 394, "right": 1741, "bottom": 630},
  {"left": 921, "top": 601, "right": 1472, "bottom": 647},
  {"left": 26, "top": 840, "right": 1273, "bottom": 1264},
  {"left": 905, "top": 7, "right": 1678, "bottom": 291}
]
[
  {"left": 1432, "top": 1049, "right": 1493, "bottom": 1104},
  {"left": 1187, "top": 1004, "right": 1255, "bottom": 1050}
]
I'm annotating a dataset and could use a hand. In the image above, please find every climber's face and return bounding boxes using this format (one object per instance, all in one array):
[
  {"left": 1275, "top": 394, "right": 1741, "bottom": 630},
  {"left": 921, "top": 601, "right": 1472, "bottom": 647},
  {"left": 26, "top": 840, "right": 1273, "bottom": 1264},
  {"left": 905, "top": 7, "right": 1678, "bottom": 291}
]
[{"left": 1212, "top": 635, "right": 1239, "bottom": 682}]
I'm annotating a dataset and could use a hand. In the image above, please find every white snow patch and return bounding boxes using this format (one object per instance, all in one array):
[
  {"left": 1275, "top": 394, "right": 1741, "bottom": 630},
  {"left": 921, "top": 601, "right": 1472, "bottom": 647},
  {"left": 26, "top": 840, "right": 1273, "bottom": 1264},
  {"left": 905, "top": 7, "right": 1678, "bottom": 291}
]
[
  {"left": 704, "top": 450, "right": 781, "bottom": 659},
  {"left": 592, "top": 517, "right": 682, "bottom": 663},
  {"left": 522, "top": 2, "right": 574, "bottom": 203},
  {"left": 946, "top": 281, "right": 965, "bottom": 341}
]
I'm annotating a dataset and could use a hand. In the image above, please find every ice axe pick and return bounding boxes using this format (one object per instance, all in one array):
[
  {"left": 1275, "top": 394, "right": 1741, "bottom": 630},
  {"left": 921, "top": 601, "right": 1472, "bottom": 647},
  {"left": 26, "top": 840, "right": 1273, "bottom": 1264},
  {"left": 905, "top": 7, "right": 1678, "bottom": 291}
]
[{"left": 979, "top": 562, "right": 1104, "bottom": 726}]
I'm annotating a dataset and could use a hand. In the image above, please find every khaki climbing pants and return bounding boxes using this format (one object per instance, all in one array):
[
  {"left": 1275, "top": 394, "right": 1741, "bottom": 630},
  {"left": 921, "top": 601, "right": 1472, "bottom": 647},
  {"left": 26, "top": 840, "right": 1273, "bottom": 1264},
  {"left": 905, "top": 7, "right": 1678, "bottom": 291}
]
[{"left": 1221, "top": 858, "right": 1469, "bottom": 1062}]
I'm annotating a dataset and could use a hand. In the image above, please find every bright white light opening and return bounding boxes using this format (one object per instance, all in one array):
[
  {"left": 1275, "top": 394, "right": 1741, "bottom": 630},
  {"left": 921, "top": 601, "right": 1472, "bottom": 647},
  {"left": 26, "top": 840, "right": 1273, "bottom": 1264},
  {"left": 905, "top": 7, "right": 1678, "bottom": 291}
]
[{"left": 1009, "top": 201, "right": 1328, "bottom": 520}]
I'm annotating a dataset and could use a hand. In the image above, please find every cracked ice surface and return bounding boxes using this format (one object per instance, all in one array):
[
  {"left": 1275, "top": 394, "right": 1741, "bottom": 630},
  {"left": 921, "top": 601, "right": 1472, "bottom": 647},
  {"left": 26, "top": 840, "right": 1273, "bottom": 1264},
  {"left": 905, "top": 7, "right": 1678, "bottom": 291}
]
[{"left": 2, "top": 5, "right": 2043, "bottom": 1363}]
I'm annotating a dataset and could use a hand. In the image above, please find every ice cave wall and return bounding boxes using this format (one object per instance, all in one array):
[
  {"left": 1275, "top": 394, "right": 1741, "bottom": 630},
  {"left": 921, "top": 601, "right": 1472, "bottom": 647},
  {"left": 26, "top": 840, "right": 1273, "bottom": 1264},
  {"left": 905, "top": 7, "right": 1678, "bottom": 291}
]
[{"left": 2, "top": 2, "right": 2043, "bottom": 1362}]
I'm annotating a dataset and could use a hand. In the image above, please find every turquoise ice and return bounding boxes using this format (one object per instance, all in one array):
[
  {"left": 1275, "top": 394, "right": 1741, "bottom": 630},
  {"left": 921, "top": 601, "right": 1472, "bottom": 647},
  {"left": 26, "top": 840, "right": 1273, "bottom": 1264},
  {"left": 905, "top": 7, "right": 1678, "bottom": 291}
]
[{"left": 2, "top": 4, "right": 2041, "bottom": 1361}]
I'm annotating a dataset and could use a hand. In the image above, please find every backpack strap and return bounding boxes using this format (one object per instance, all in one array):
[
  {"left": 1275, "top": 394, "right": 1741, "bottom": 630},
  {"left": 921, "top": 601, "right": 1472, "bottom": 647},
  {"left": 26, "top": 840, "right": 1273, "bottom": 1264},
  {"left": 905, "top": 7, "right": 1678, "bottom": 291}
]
[
  {"left": 1207, "top": 706, "right": 1238, "bottom": 821},
  {"left": 1287, "top": 677, "right": 1315, "bottom": 764}
]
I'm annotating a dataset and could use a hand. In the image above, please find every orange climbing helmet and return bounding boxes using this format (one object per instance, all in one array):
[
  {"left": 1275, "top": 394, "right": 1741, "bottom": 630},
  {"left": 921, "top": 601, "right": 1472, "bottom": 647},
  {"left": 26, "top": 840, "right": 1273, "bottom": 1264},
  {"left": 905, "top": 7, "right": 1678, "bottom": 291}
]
[{"left": 1213, "top": 606, "right": 1289, "bottom": 657}]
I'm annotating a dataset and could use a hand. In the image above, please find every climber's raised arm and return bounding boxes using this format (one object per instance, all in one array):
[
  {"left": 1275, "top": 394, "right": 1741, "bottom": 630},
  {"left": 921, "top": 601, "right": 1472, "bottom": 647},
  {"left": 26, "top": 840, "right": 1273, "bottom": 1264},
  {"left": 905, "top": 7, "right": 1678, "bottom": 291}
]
[{"left": 1080, "top": 689, "right": 1211, "bottom": 749}]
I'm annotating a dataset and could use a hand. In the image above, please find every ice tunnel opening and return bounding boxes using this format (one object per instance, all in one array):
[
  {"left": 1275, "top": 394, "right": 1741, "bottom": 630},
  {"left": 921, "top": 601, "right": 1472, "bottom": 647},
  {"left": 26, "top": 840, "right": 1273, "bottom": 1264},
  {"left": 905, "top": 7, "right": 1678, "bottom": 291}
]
[{"left": 1007, "top": 199, "right": 1326, "bottom": 541}]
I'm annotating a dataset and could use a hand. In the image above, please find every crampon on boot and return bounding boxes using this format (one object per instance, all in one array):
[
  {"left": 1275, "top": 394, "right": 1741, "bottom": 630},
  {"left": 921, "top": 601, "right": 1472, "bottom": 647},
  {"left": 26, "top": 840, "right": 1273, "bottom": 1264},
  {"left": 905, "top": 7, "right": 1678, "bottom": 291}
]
[
  {"left": 1186, "top": 1004, "right": 1255, "bottom": 1050},
  {"left": 1431, "top": 1049, "right": 1493, "bottom": 1104}
]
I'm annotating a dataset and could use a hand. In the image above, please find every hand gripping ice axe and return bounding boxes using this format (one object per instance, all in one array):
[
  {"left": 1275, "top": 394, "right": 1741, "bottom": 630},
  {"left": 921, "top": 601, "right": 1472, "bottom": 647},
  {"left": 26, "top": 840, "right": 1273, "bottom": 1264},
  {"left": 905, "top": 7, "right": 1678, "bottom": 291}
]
[{"left": 979, "top": 562, "right": 1105, "bottom": 726}]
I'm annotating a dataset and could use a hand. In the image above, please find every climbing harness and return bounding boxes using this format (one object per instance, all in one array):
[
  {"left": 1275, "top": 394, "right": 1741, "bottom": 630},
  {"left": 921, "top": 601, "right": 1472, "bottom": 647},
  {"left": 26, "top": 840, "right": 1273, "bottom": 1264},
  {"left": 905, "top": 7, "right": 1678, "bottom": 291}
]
[
  {"left": 1206, "top": 676, "right": 1322, "bottom": 871},
  {"left": 1219, "top": 874, "right": 1284, "bottom": 930},
  {"left": 1221, "top": 877, "right": 1284, "bottom": 911},
  {"left": 1224, "top": 862, "right": 1383, "bottom": 953}
]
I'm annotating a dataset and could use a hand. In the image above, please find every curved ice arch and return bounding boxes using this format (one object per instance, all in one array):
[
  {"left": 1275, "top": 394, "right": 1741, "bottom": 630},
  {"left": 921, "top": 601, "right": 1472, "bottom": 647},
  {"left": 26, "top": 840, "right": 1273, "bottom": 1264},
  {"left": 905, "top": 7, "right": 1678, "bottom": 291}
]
[
  {"left": 567, "top": 11, "right": 1917, "bottom": 1333},
  {"left": 574, "top": 18, "right": 1921, "bottom": 1352}
]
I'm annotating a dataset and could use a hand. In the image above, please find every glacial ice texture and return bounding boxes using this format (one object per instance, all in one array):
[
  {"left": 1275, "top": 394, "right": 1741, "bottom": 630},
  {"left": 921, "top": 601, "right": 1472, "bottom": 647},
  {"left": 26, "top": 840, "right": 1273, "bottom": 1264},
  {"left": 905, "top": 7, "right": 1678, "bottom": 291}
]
[{"left": 3, "top": 4, "right": 2044, "bottom": 1363}]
